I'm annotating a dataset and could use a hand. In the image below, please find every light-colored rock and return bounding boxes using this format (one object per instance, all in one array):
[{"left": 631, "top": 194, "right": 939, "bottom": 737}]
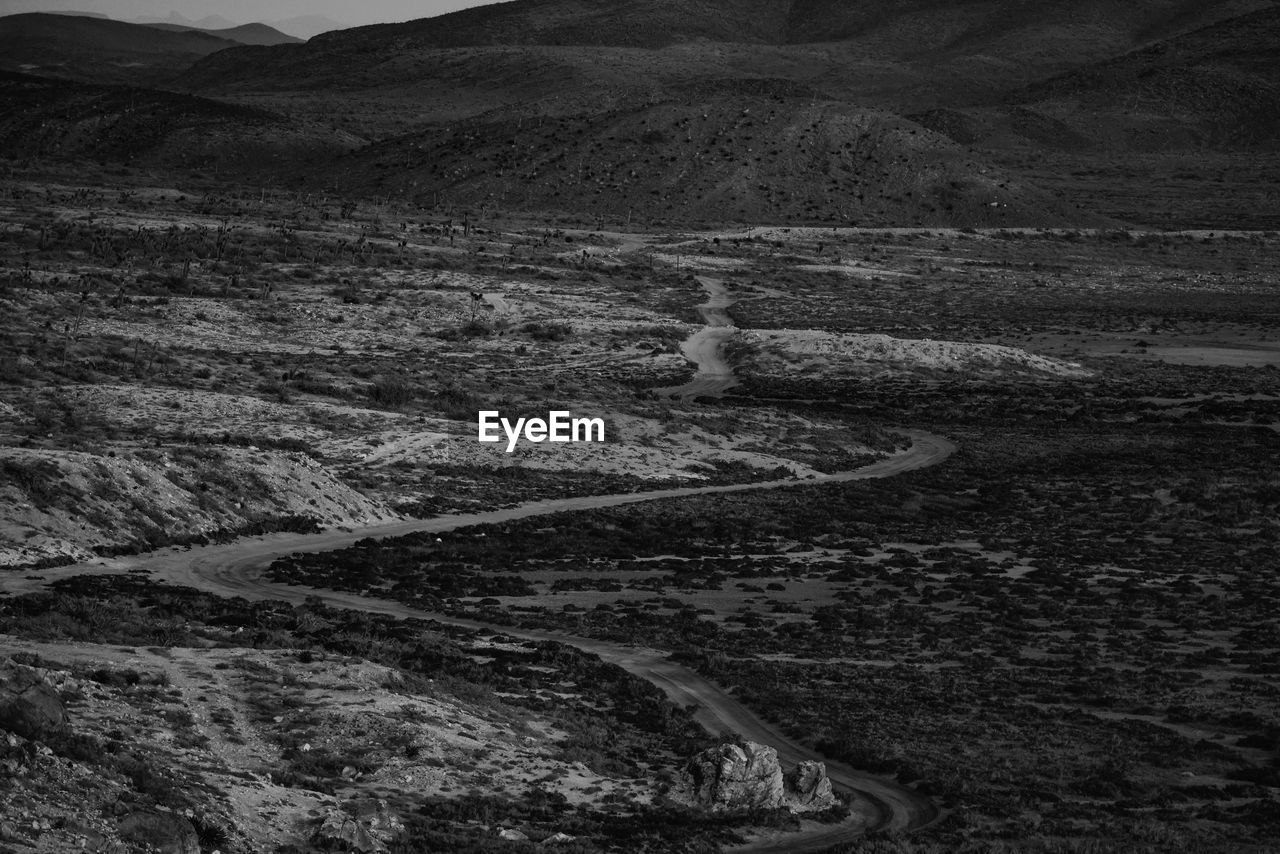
[
  {"left": 687, "top": 741, "right": 785, "bottom": 810},
  {"left": 684, "top": 741, "right": 838, "bottom": 813},
  {"left": 543, "top": 831, "right": 577, "bottom": 844}
]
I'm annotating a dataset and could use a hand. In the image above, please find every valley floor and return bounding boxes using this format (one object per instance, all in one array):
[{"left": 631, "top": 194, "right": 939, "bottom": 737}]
[{"left": 1, "top": 177, "right": 1278, "bottom": 852}]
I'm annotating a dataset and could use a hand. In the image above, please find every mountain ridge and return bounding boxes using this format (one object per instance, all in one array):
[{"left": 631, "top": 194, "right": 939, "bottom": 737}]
[
  {"left": 146, "top": 21, "right": 303, "bottom": 47},
  {"left": 0, "top": 13, "right": 241, "bottom": 85}
]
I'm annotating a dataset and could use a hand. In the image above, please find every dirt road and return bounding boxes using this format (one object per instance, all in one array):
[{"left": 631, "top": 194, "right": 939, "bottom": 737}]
[
  {"left": 1, "top": 269, "right": 951, "bottom": 848},
  {"left": 1, "top": 432, "right": 952, "bottom": 849},
  {"left": 0, "top": 430, "right": 952, "bottom": 597},
  {"left": 660, "top": 276, "right": 740, "bottom": 399}
]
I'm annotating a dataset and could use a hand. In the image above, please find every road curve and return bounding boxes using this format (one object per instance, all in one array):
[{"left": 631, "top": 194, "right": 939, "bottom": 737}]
[
  {"left": 3, "top": 280, "right": 950, "bottom": 847},
  {"left": 1, "top": 432, "right": 952, "bottom": 850}
]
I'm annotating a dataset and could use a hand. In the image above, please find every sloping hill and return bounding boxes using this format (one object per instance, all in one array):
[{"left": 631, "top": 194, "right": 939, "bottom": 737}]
[
  {"left": 0, "top": 72, "right": 359, "bottom": 173},
  {"left": 911, "top": 5, "right": 1280, "bottom": 152},
  {"left": 180, "top": 0, "right": 1278, "bottom": 112},
  {"left": 309, "top": 0, "right": 790, "bottom": 50},
  {"left": 785, "top": 0, "right": 1271, "bottom": 56},
  {"left": 300, "top": 0, "right": 1272, "bottom": 54},
  {"left": 326, "top": 94, "right": 1089, "bottom": 226},
  {"left": 0, "top": 12, "right": 240, "bottom": 85},
  {"left": 147, "top": 21, "right": 303, "bottom": 47},
  {"left": 1017, "top": 5, "right": 1280, "bottom": 149}
]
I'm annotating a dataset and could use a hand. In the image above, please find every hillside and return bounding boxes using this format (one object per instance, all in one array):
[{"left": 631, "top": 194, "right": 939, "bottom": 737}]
[
  {"left": 0, "top": 72, "right": 359, "bottom": 174},
  {"left": 1017, "top": 5, "right": 1280, "bottom": 150},
  {"left": 324, "top": 95, "right": 1091, "bottom": 226},
  {"left": 146, "top": 21, "right": 303, "bottom": 47},
  {"left": 308, "top": 0, "right": 788, "bottom": 50},
  {"left": 11, "top": 1, "right": 1279, "bottom": 227},
  {"left": 0, "top": 12, "right": 240, "bottom": 85},
  {"left": 305, "top": 0, "right": 1270, "bottom": 54},
  {"left": 178, "top": 0, "right": 1280, "bottom": 126}
]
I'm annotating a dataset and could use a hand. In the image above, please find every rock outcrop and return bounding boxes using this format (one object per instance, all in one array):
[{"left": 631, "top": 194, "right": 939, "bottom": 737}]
[
  {"left": 786, "top": 760, "right": 835, "bottom": 808},
  {"left": 0, "top": 659, "right": 68, "bottom": 741},
  {"left": 684, "top": 741, "right": 838, "bottom": 813},
  {"left": 688, "top": 742, "right": 785, "bottom": 810}
]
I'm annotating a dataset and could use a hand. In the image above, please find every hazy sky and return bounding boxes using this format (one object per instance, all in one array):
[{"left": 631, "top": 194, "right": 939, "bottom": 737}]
[{"left": 0, "top": 0, "right": 493, "bottom": 27}]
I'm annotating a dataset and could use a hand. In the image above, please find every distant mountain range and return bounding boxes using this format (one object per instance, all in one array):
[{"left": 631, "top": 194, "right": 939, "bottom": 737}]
[
  {"left": 0, "top": 12, "right": 304, "bottom": 85},
  {"left": 0, "top": 13, "right": 245, "bottom": 85},
  {"left": 144, "top": 21, "right": 302, "bottom": 47},
  {"left": 2, "top": 0, "right": 1278, "bottom": 227},
  {"left": 132, "top": 10, "right": 343, "bottom": 40},
  {"left": 133, "top": 10, "right": 240, "bottom": 31}
]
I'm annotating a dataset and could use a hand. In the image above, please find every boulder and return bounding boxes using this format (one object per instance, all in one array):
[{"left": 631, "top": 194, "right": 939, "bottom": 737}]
[
  {"left": 0, "top": 660, "right": 68, "bottom": 741},
  {"left": 687, "top": 742, "right": 785, "bottom": 810},
  {"left": 497, "top": 828, "right": 529, "bottom": 841},
  {"left": 684, "top": 741, "right": 838, "bottom": 813},
  {"left": 786, "top": 760, "right": 836, "bottom": 810},
  {"left": 118, "top": 810, "right": 199, "bottom": 854},
  {"left": 313, "top": 799, "right": 405, "bottom": 853}
]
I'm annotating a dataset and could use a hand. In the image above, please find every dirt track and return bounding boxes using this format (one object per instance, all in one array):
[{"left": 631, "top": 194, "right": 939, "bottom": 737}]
[
  {"left": 1, "top": 272, "right": 951, "bottom": 848},
  {"left": 660, "top": 275, "right": 740, "bottom": 399},
  {"left": 0, "top": 432, "right": 952, "bottom": 848}
]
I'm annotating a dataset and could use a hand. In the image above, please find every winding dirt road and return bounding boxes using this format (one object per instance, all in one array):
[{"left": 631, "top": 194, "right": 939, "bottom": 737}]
[
  {"left": 1, "top": 433, "right": 951, "bottom": 849},
  {"left": 2, "top": 274, "right": 951, "bottom": 850},
  {"left": 0, "top": 431, "right": 952, "bottom": 604}
]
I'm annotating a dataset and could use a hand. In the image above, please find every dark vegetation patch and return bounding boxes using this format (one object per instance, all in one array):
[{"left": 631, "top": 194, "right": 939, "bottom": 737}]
[{"left": 268, "top": 388, "right": 1280, "bottom": 852}]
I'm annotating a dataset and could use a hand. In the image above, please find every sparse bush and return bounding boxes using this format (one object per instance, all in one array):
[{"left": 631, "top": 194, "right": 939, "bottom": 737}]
[{"left": 369, "top": 376, "right": 418, "bottom": 407}]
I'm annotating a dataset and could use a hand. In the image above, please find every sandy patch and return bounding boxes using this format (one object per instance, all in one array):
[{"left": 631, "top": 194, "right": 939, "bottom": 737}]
[{"left": 747, "top": 329, "right": 1089, "bottom": 379}]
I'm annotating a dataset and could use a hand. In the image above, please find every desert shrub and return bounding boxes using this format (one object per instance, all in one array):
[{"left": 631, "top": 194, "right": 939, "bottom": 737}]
[
  {"left": 369, "top": 376, "right": 417, "bottom": 407},
  {"left": 1, "top": 458, "right": 64, "bottom": 505},
  {"left": 521, "top": 321, "right": 573, "bottom": 341}
]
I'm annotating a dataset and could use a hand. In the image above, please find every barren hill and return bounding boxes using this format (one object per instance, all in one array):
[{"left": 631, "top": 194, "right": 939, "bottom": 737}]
[
  {"left": 325, "top": 96, "right": 1089, "bottom": 226},
  {"left": 320, "top": 0, "right": 789, "bottom": 49},
  {"left": 305, "top": 0, "right": 1270, "bottom": 54},
  {"left": 11, "top": 1, "right": 1278, "bottom": 227},
  {"left": 0, "top": 72, "right": 359, "bottom": 173},
  {"left": 909, "top": 5, "right": 1280, "bottom": 153},
  {"left": 182, "top": 0, "right": 1277, "bottom": 107},
  {"left": 0, "top": 12, "right": 240, "bottom": 85},
  {"left": 1017, "top": 5, "right": 1280, "bottom": 149}
]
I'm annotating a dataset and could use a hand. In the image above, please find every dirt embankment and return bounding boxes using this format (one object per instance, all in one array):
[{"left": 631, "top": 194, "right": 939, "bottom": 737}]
[{"left": 0, "top": 445, "right": 392, "bottom": 568}]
